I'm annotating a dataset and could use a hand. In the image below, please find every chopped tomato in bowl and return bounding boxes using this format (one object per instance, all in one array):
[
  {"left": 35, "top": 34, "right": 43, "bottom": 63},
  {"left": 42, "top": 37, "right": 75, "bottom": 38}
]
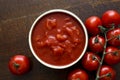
[{"left": 29, "top": 9, "right": 88, "bottom": 69}]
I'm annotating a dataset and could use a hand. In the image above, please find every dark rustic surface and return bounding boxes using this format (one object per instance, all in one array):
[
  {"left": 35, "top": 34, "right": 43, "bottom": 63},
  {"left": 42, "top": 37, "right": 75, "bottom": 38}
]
[{"left": 0, "top": 0, "right": 120, "bottom": 80}]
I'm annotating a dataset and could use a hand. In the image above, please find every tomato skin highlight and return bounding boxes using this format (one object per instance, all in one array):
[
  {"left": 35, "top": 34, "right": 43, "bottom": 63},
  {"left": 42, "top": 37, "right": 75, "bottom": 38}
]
[
  {"left": 107, "top": 28, "right": 120, "bottom": 47},
  {"left": 85, "top": 16, "right": 102, "bottom": 36},
  {"left": 88, "top": 35, "right": 105, "bottom": 53},
  {"left": 68, "top": 69, "right": 89, "bottom": 80},
  {"left": 104, "top": 46, "right": 120, "bottom": 65},
  {"left": 99, "top": 65, "right": 116, "bottom": 80},
  {"left": 8, "top": 55, "right": 30, "bottom": 75},
  {"left": 82, "top": 52, "right": 100, "bottom": 71},
  {"left": 101, "top": 10, "right": 120, "bottom": 28}
]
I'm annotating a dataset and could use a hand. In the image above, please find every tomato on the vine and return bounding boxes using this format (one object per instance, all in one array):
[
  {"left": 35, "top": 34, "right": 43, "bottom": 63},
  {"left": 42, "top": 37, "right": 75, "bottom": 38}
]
[
  {"left": 101, "top": 10, "right": 120, "bottom": 28},
  {"left": 99, "top": 65, "right": 116, "bottom": 80},
  {"left": 107, "top": 28, "right": 120, "bottom": 47},
  {"left": 88, "top": 35, "right": 105, "bottom": 53},
  {"left": 104, "top": 46, "right": 120, "bottom": 65},
  {"left": 85, "top": 16, "right": 102, "bottom": 36},
  {"left": 8, "top": 55, "right": 30, "bottom": 75},
  {"left": 68, "top": 69, "right": 89, "bottom": 80},
  {"left": 80, "top": 9, "right": 120, "bottom": 80},
  {"left": 82, "top": 52, "right": 100, "bottom": 71}
]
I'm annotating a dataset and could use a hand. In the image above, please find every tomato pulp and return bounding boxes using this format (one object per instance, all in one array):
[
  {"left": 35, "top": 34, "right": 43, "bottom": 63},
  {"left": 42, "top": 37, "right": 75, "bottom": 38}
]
[{"left": 31, "top": 12, "right": 86, "bottom": 66}]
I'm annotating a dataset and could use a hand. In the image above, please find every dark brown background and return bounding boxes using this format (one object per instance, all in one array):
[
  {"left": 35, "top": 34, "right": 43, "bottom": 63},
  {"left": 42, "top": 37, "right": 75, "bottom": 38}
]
[{"left": 0, "top": 0, "right": 120, "bottom": 80}]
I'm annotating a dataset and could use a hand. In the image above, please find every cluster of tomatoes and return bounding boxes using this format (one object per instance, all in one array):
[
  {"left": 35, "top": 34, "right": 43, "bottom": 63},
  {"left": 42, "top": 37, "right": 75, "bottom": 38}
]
[{"left": 68, "top": 10, "right": 120, "bottom": 80}]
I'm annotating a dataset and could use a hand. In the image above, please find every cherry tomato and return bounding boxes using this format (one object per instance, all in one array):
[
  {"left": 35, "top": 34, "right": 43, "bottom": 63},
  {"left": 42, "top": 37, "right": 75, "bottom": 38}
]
[
  {"left": 82, "top": 52, "right": 100, "bottom": 71},
  {"left": 107, "top": 28, "right": 120, "bottom": 47},
  {"left": 85, "top": 16, "right": 102, "bottom": 36},
  {"left": 88, "top": 35, "right": 105, "bottom": 53},
  {"left": 102, "top": 10, "right": 120, "bottom": 28},
  {"left": 8, "top": 55, "right": 30, "bottom": 75},
  {"left": 99, "top": 65, "right": 116, "bottom": 80},
  {"left": 68, "top": 69, "right": 89, "bottom": 80},
  {"left": 104, "top": 46, "right": 120, "bottom": 65}
]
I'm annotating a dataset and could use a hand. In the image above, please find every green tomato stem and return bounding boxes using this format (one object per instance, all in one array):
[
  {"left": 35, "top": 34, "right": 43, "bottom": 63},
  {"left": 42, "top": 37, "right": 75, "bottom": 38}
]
[
  {"left": 107, "top": 35, "right": 120, "bottom": 41},
  {"left": 92, "top": 55, "right": 101, "bottom": 64},
  {"left": 95, "top": 32, "right": 107, "bottom": 80},
  {"left": 95, "top": 26, "right": 116, "bottom": 80},
  {"left": 99, "top": 73, "right": 111, "bottom": 79}
]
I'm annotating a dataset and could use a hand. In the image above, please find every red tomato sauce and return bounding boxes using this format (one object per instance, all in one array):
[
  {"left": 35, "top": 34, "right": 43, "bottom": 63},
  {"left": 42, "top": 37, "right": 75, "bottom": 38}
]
[{"left": 31, "top": 12, "right": 85, "bottom": 66}]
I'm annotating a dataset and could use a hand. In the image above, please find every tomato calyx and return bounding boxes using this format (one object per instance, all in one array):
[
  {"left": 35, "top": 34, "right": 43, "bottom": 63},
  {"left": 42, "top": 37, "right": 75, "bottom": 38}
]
[
  {"left": 99, "top": 25, "right": 116, "bottom": 35},
  {"left": 109, "top": 23, "right": 115, "bottom": 28},
  {"left": 117, "top": 35, "right": 120, "bottom": 40},
  {"left": 112, "top": 51, "right": 119, "bottom": 56},
  {"left": 106, "top": 50, "right": 119, "bottom": 56},
  {"left": 92, "top": 55, "right": 96, "bottom": 60},
  {"left": 118, "top": 24, "right": 120, "bottom": 27},
  {"left": 92, "top": 55, "right": 101, "bottom": 64},
  {"left": 13, "top": 62, "right": 20, "bottom": 70},
  {"left": 107, "top": 35, "right": 119, "bottom": 41},
  {"left": 94, "top": 35, "right": 99, "bottom": 43},
  {"left": 98, "top": 26, "right": 108, "bottom": 34},
  {"left": 99, "top": 26, "right": 106, "bottom": 33}
]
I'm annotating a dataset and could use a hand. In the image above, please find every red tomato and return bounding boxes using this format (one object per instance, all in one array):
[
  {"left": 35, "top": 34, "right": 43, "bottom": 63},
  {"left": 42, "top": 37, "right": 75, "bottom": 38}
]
[
  {"left": 107, "top": 28, "right": 120, "bottom": 47},
  {"left": 88, "top": 35, "right": 105, "bottom": 53},
  {"left": 102, "top": 10, "right": 120, "bottom": 28},
  {"left": 8, "top": 55, "right": 30, "bottom": 75},
  {"left": 82, "top": 52, "right": 100, "bottom": 71},
  {"left": 104, "top": 46, "right": 120, "bottom": 65},
  {"left": 99, "top": 65, "right": 116, "bottom": 80},
  {"left": 68, "top": 69, "right": 89, "bottom": 80},
  {"left": 85, "top": 16, "right": 102, "bottom": 36}
]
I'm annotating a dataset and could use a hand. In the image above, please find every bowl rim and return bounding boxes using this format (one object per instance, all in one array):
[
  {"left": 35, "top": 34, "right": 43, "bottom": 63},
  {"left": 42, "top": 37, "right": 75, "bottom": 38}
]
[{"left": 28, "top": 9, "right": 88, "bottom": 69}]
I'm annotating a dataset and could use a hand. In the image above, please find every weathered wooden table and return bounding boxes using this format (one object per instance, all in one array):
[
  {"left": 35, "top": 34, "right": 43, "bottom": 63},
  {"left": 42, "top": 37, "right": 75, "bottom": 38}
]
[{"left": 0, "top": 0, "right": 120, "bottom": 80}]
